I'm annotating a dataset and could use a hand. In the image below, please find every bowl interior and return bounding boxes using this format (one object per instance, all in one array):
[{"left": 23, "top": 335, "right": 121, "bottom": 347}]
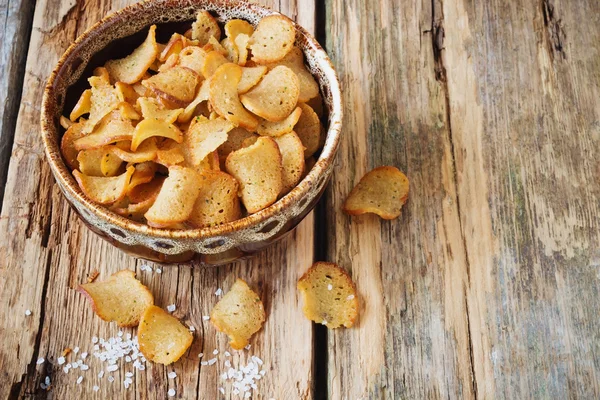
[{"left": 42, "top": 0, "right": 342, "bottom": 252}]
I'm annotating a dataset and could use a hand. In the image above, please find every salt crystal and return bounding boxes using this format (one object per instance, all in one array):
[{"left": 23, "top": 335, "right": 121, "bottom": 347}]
[
  {"left": 328, "top": 284, "right": 333, "bottom": 291},
  {"left": 40, "top": 383, "right": 47, "bottom": 390},
  {"left": 73, "top": 347, "right": 80, "bottom": 354},
  {"left": 167, "top": 304, "right": 176, "bottom": 313},
  {"left": 202, "top": 316, "right": 210, "bottom": 321},
  {"left": 125, "top": 372, "right": 134, "bottom": 378},
  {"left": 45, "top": 376, "right": 50, "bottom": 385},
  {"left": 125, "top": 356, "right": 132, "bottom": 362},
  {"left": 92, "top": 336, "right": 99, "bottom": 344},
  {"left": 118, "top": 331, "right": 123, "bottom": 337},
  {"left": 81, "top": 352, "right": 88, "bottom": 359},
  {"left": 233, "top": 389, "right": 240, "bottom": 395},
  {"left": 80, "top": 365, "right": 89, "bottom": 371},
  {"left": 189, "top": 326, "right": 195, "bottom": 332},
  {"left": 167, "top": 388, "right": 176, "bottom": 397},
  {"left": 213, "top": 349, "right": 219, "bottom": 355},
  {"left": 347, "top": 294, "right": 355, "bottom": 300},
  {"left": 208, "top": 358, "right": 217, "bottom": 365},
  {"left": 93, "top": 385, "right": 99, "bottom": 392},
  {"left": 36, "top": 357, "right": 44, "bottom": 365},
  {"left": 25, "top": 309, "right": 32, "bottom": 316},
  {"left": 198, "top": 353, "right": 204, "bottom": 358},
  {"left": 108, "top": 376, "right": 115, "bottom": 382},
  {"left": 224, "top": 351, "right": 231, "bottom": 357},
  {"left": 98, "top": 371, "right": 105, "bottom": 379},
  {"left": 57, "top": 356, "right": 66, "bottom": 365},
  {"left": 245, "top": 392, "right": 251, "bottom": 398},
  {"left": 63, "top": 367, "right": 70, "bottom": 373},
  {"left": 168, "top": 371, "right": 177, "bottom": 379},
  {"left": 215, "top": 288, "right": 223, "bottom": 296},
  {"left": 126, "top": 333, "right": 132, "bottom": 340},
  {"left": 156, "top": 268, "right": 162, "bottom": 274},
  {"left": 225, "top": 360, "right": 231, "bottom": 368},
  {"left": 77, "top": 376, "right": 83, "bottom": 384},
  {"left": 107, "top": 365, "right": 119, "bottom": 372},
  {"left": 219, "top": 387, "right": 225, "bottom": 394}
]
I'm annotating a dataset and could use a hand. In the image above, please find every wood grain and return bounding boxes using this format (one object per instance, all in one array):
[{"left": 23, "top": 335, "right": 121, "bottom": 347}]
[
  {"left": 0, "top": 0, "right": 316, "bottom": 398},
  {"left": 323, "top": 0, "right": 474, "bottom": 398}
]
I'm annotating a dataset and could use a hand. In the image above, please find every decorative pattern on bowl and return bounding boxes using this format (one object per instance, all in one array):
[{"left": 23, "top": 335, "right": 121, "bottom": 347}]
[{"left": 41, "top": 0, "right": 343, "bottom": 261}]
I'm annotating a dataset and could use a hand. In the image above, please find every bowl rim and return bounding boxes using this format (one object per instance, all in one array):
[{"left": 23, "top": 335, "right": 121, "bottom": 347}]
[{"left": 41, "top": 0, "right": 342, "bottom": 241}]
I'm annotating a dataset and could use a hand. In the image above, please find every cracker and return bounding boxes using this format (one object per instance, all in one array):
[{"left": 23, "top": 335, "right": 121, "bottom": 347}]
[
  {"left": 138, "top": 305, "right": 193, "bottom": 365},
  {"left": 137, "top": 97, "right": 183, "bottom": 124},
  {"left": 201, "top": 50, "right": 228, "bottom": 79},
  {"left": 105, "top": 25, "right": 159, "bottom": 84},
  {"left": 256, "top": 106, "right": 302, "bottom": 137},
  {"left": 177, "top": 79, "right": 210, "bottom": 123},
  {"left": 131, "top": 118, "right": 183, "bottom": 151},
  {"left": 155, "top": 140, "right": 186, "bottom": 167},
  {"left": 73, "top": 166, "right": 135, "bottom": 205},
  {"left": 297, "top": 262, "right": 359, "bottom": 328},
  {"left": 342, "top": 166, "right": 409, "bottom": 219},
  {"left": 110, "top": 138, "right": 157, "bottom": 163},
  {"left": 217, "top": 127, "right": 257, "bottom": 162},
  {"left": 239, "top": 66, "right": 299, "bottom": 122},
  {"left": 78, "top": 270, "right": 154, "bottom": 327},
  {"left": 159, "top": 33, "right": 185, "bottom": 62},
  {"left": 224, "top": 19, "right": 254, "bottom": 40},
  {"left": 75, "top": 110, "right": 135, "bottom": 150},
  {"left": 177, "top": 46, "right": 208, "bottom": 75},
  {"left": 83, "top": 75, "right": 120, "bottom": 134},
  {"left": 234, "top": 34, "right": 250, "bottom": 66},
  {"left": 185, "top": 116, "right": 234, "bottom": 166},
  {"left": 250, "top": 15, "right": 295, "bottom": 64},
  {"left": 191, "top": 11, "right": 221, "bottom": 46},
  {"left": 210, "top": 279, "right": 265, "bottom": 350},
  {"left": 70, "top": 89, "right": 92, "bottom": 122},
  {"left": 188, "top": 171, "right": 241, "bottom": 228},
  {"left": 60, "top": 120, "right": 86, "bottom": 170},
  {"left": 273, "top": 131, "right": 305, "bottom": 194},
  {"left": 209, "top": 63, "right": 258, "bottom": 130},
  {"left": 221, "top": 37, "right": 238, "bottom": 64},
  {"left": 266, "top": 46, "right": 319, "bottom": 102},
  {"left": 294, "top": 102, "right": 321, "bottom": 158},
  {"left": 142, "top": 66, "right": 200, "bottom": 105},
  {"left": 238, "top": 66, "right": 268, "bottom": 94},
  {"left": 225, "top": 136, "right": 283, "bottom": 213}
]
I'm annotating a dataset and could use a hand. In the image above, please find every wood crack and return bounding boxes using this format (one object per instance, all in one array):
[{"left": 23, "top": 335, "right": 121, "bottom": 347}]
[{"left": 541, "top": 0, "right": 566, "bottom": 61}]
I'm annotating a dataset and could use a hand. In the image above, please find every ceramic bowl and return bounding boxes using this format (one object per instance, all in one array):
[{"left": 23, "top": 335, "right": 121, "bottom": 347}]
[{"left": 41, "top": 0, "right": 342, "bottom": 265}]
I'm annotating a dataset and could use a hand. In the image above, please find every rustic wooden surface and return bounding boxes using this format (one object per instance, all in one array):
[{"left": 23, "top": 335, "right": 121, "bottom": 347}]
[{"left": 1, "top": 0, "right": 600, "bottom": 399}]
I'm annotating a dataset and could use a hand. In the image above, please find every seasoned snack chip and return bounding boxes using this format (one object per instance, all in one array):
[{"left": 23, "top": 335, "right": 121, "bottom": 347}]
[
  {"left": 100, "top": 150, "right": 124, "bottom": 177},
  {"left": 144, "top": 166, "right": 202, "bottom": 226},
  {"left": 178, "top": 79, "right": 210, "bottom": 123},
  {"left": 225, "top": 137, "right": 283, "bottom": 213},
  {"left": 188, "top": 171, "right": 241, "bottom": 228},
  {"left": 257, "top": 106, "right": 302, "bottom": 137},
  {"left": 110, "top": 138, "right": 157, "bottom": 163},
  {"left": 142, "top": 66, "right": 200, "bottom": 105},
  {"left": 131, "top": 118, "right": 183, "bottom": 151},
  {"left": 217, "top": 127, "right": 257, "bottom": 162},
  {"left": 159, "top": 33, "right": 185, "bottom": 62},
  {"left": 61, "top": 120, "right": 86, "bottom": 170},
  {"left": 240, "top": 66, "right": 299, "bottom": 122},
  {"left": 77, "top": 148, "right": 108, "bottom": 176},
  {"left": 186, "top": 116, "right": 234, "bottom": 166},
  {"left": 210, "top": 63, "right": 258, "bottom": 130},
  {"left": 155, "top": 141, "right": 186, "bottom": 166},
  {"left": 137, "top": 97, "right": 183, "bottom": 124},
  {"left": 224, "top": 19, "right": 254, "bottom": 40},
  {"left": 75, "top": 110, "right": 135, "bottom": 150},
  {"left": 201, "top": 50, "right": 228, "bottom": 79},
  {"left": 210, "top": 279, "right": 265, "bottom": 350},
  {"left": 266, "top": 46, "right": 319, "bottom": 102},
  {"left": 127, "top": 162, "right": 157, "bottom": 192},
  {"left": 343, "top": 166, "right": 409, "bottom": 219},
  {"left": 138, "top": 305, "right": 193, "bottom": 364},
  {"left": 84, "top": 75, "right": 120, "bottom": 133},
  {"left": 221, "top": 37, "right": 238, "bottom": 64},
  {"left": 177, "top": 46, "right": 207, "bottom": 75},
  {"left": 294, "top": 102, "right": 321, "bottom": 158},
  {"left": 191, "top": 10, "right": 221, "bottom": 46},
  {"left": 105, "top": 25, "right": 158, "bottom": 84},
  {"left": 234, "top": 34, "right": 250, "bottom": 66},
  {"left": 238, "top": 66, "right": 268, "bottom": 94},
  {"left": 70, "top": 89, "right": 92, "bottom": 122},
  {"left": 128, "top": 176, "right": 164, "bottom": 204},
  {"left": 78, "top": 270, "right": 154, "bottom": 327},
  {"left": 273, "top": 131, "right": 305, "bottom": 194},
  {"left": 73, "top": 165, "right": 135, "bottom": 204},
  {"left": 60, "top": 116, "right": 73, "bottom": 129},
  {"left": 250, "top": 15, "right": 295, "bottom": 64},
  {"left": 297, "top": 262, "right": 358, "bottom": 329}
]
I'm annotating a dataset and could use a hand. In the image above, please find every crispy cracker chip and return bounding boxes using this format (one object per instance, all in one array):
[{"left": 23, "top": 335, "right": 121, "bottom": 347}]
[
  {"left": 210, "top": 279, "right": 265, "bottom": 350},
  {"left": 137, "top": 97, "right": 183, "bottom": 124},
  {"left": 217, "top": 127, "right": 257, "bottom": 163},
  {"left": 138, "top": 305, "right": 193, "bottom": 365},
  {"left": 155, "top": 140, "right": 186, "bottom": 166},
  {"left": 266, "top": 46, "right": 319, "bottom": 102},
  {"left": 224, "top": 19, "right": 254, "bottom": 40},
  {"left": 201, "top": 50, "right": 228, "bottom": 79},
  {"left": 185, "top": 116, "right": 233, "bottom": 166},
  {"left": 297, "top": 262, "right": 359, "bottom": 329},
  {"left": 221, "top": 37, "right": 238, "bottom": 64},
  {"left": 177, "top": 46, "right": 207, "bottom": 75},
  {"left": 294, "top": 102, "right": 321, "bottom": 158},
  {"left": 93, "top": 66, "right": 111, "bottom": 81},
  {"left": 257, "top": 106, "right": 302, "bottom": 137},
  {"left": 234, "top": 34, "right": 250, "bottom": 66},
  {"left": 144, "top": 166, "right": 202, "bottom": 226},
  {"left": 159, "top": 33, "right": 185, "bottom": 62},
  {"left": 74, "top": 165, "right": 134, "bottom": 205},
  {"left": 128, "top": 176, "right": 164, "bottom": 204},
  {"left": 273, "top": 131, "right": 305, "bottom": 194},
  {"left": 60, "top": 116, "right": 73, "bottom": 129},
  {"left": 70, "top": 89, "right": 92, "bottom": 122},
  {"left": 127, "top": 162, "right": 158, "bottom": 193},
  {"left": 250, "top": 15, "right": 295, "bottom": 64},
  {"left": 240, "top": 66, "right": 299, "bottom": 122},
  {"left": 77, "top": 148, "right": 106, "bottom": 176},
  {"left": 207, "top": 36, "right": 228, "bottom": 56},
  {"left": 84, "top": 75, "right": 120, "bottom": 134},
  {"left": 100, "top": 150, "right": 125, "bottom": 177},
  {"left": 78, "top": 270, "right": 154, "bottom": 327},
  {"left": 131, "top": 118, "right": 183, "bottom": 151},
  {"left": 110, "top": 138, "right": 157, "bottom": 163},
  {"left": 225, "top": 136, "right": 283, "bottom": 213},
  {"left": 105, "top": 25, "right": 158, "bottom": 84},
  {"left": 112, "top": 195, "right": 156, "bottom": 222},
  {"left": 177, "top": 79, "right": 210, "bottom": 123},
  {"left": 142, "top": 66, "right": 200, "bottom": 105},
  {"left": 61, "top": 120, "right": 86, "bottom": 170},
  {"left": 188, "top": 171, "right": 241, "bottom": 228},
  {"left": 238, "top": 66, "right": 268, "bottom": 94},
  {"left": 191, "top": 10, "right": 221, "bottom": 46},
  {"left": 117, "top": 101, "right": 141, "bottom": 120},
  {"left": 75, "top": 110, "right": 135, "bottom": 150},
  {"left": 210, "top": 63, "right": 258, "bottom": 130},
  {"left": 343, "top": 166, "right": 409, "bottom": 219}
]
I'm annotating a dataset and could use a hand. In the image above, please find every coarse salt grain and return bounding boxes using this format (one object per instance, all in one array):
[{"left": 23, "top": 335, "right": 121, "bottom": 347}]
[
  {"left": 167, "top": 304, "right": 176, "bottom": 313},
  {"left": 156, "top": 268, "right": 162, "bottom": 274},
  {"left": 168, "top": 388, "right": 176, "bottom": 397},
  {"left": 200, "top": 361, "right": 208, "bottom": 366},
  {"left": 45, "top": 376, "right": 50, "bottom": 385},
  {"left": 202, "top": 315, "right": 210, "bottom": 321},
  {"left": 208, "top": 358, "right": 217, "bottom": 365},
  {"left": 213, "top": 349, "right": 219, "bottom": 355},
  {"left": 77, "top": 376, "right": 83, "bottom": 384},
  {"left": 36, "top": 357, "right": 44, "bottom": 365},
  {"left": 57, "top": 356, "right": 65, "bottom": 365},
  {"left": 125, "top": 372, "right": 134, "bottom": 378},
  {"left": 219, "top": 387, "right": 225, "bottom": 394},
  {"left": 224, "top": 351, "right": 231, "bottom": 357},
  {"left": 92, "top": 336, "right": 99, "bottom": 344},
  {"left": 108, "top": 376, "right": 115, "bottom": 382},
  {"left": 107, "top": 365, "right": 119, "bottom": 372},
  {"left": 118, "top": 331, "right": 123, "bottom": 337},
  {"left": 327, "top": 284, "right": 333, "bottom": 291},
  {"left": 25, "top": 309, "right": 32, "bottom": 316},
  {"left": 98, "top": 371, "right": 104, "bottom": 379},
  {"left": 215, "top": 288, "right": 223, "bottom": 296},
  {"left": 245, "top": 344, "right": 251, "bottom": 350},
  {"left": 225, "top": 360, "right": 231, "bottom": 368},
  {"left": 198, "top": 352, "right": 204, "bottom": 358},
  {"left": 189, "top": 326, "right": 195, "bottom": 332},
  {"left": 73, "top": 347, "right": 80, "bottom": 354},
  {"left": 81, "top": 352, "right": 88, "bottom": 359},
  {"left": 168, "top": 371, "right": 177, "bottom": 379},
  {"left": 322, "top": 320, "right": 328, "bottom": 325},
  {"left": 93, "top": 385, "right": 99, "bottom": 392}
]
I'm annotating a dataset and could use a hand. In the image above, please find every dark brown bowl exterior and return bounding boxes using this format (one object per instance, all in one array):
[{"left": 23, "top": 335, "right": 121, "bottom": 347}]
[{"left": 41, "top": 0, "right": 343, "bottom": 265}]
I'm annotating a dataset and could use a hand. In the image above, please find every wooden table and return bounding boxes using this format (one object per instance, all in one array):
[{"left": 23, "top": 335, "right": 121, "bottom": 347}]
[{"left": 1, "top": 0, "right": 599, "bottom": 398}]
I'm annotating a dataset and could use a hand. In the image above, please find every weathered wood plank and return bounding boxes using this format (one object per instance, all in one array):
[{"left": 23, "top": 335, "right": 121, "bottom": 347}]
[
  {"left": 323, "top": 0, "right": 474, "bottom": 398},
  {"left": 0, "top": 0, "right": 316, "bottom": 398},
  {"left": 441, "top": 0, "right": 600, "bottom": 398},
  {"left": 0, "top": 0, "right": 36, "bottom": 206}
]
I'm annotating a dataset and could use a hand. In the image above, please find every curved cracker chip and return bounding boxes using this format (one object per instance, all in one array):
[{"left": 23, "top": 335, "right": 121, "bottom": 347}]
[
  {"left": 75, "top": 110, "right": 135, "bottom": 150},
  {"left": 128, "top": 176, "right": 164, "bottom": 204},
  {"left": 73, "top": 165, "right": 135, "bottom": 205},
  {"left": 131, "top": 118, "right": 183, "bottom": 151},
  {"left": 110, "top": 138, "right": 157, "bottom": 163},
  {"left": 83, "top": 75, "right": 120, "bottom": 134},
  {"left": 210, "top": 63, "right": 258, "bottom": 130},
  {"left": 240, "top": 66, "right": 299, "bottom": 122},
  {"left": 250, "top": 15, "right": 295, "bottom": 64},
  {"left": 144, "top": 166, "right": 202, "bottom": 226},
  {"left": 238, "top": 66, "right": 268, "bottom": 94},
  {"left": 159, "top": 33, "right": 185, "bottom": 62},
  {"left": 234, "top": 34, "right": 250, "bottom": 66},
  {"left": 224, "top": 19, "right": 254, "bottom": 40},
  {"left": 188, "top": 171, "right": 241, "bottom": 228},
  {"left": 210, "top": 279, "right": 265, "bottom": 350},
  {"left": 266, "top": 46, "right": 319, "bottom": 102},
  {"left": 155, "top": 140, "right": 186, "bottom": 167},
  {"left": 225, "top": 137, "right": 283, "bottom": 213},
  {"left": 142, "top": 66, "right": 200, "bottom": 105},
  {"left": 185, "top": 116, "right": 234, "bottom": 166},
  {"left": 105, "top": 25, "right": 158, "bottom": 84},
  {"left": 217, "top": 127, "right": 257, "bottom": 163},
  {"left": 78, "top": 270, "right": 154, "bottom": 327},
  {"left": 202, "top": 50, "right": 228, "bottom": 79},
  {"left": 273, "top": 131, "right": 305, "bottom": 194},
  {"left": 177, "top": 79, "right": 210, "bottom": 123},
  {"left": 70, "top": 89, "right": 92, "bottom": 122},
  {"left": 343, "top": 166, "right": 409, "bottom": 219},
  {"left": 297, "top": 262, "right": 358, "bottom": 329},
  {"left": 127, "top": 162, "right": 158, "bottom": 193},
  {"left": 221, "top": 37, "right": 238, "bottom": 64},
  {"left": 77, "top": 148, "right": 107, "bottom": 176},
  {"left": 257, "top": 106, "right": 302, "bottom": 137},
  {"left": 137, "top": 97, "right": 183, "bottom": 124},
  {"left": 138, "top": 305, "right": 193, "bottom": 365},
  {"left": 177, "top": 46, "right": 208, "bottom": 75},
  {"left": 191, "top": 10, "right": 221, "bottom": 46},
  {"left": 294, "top": 102, "right": 321, "bottom": 158},
  {"left": 61, "top": 120, "right": 86, "bottom": 170}
]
